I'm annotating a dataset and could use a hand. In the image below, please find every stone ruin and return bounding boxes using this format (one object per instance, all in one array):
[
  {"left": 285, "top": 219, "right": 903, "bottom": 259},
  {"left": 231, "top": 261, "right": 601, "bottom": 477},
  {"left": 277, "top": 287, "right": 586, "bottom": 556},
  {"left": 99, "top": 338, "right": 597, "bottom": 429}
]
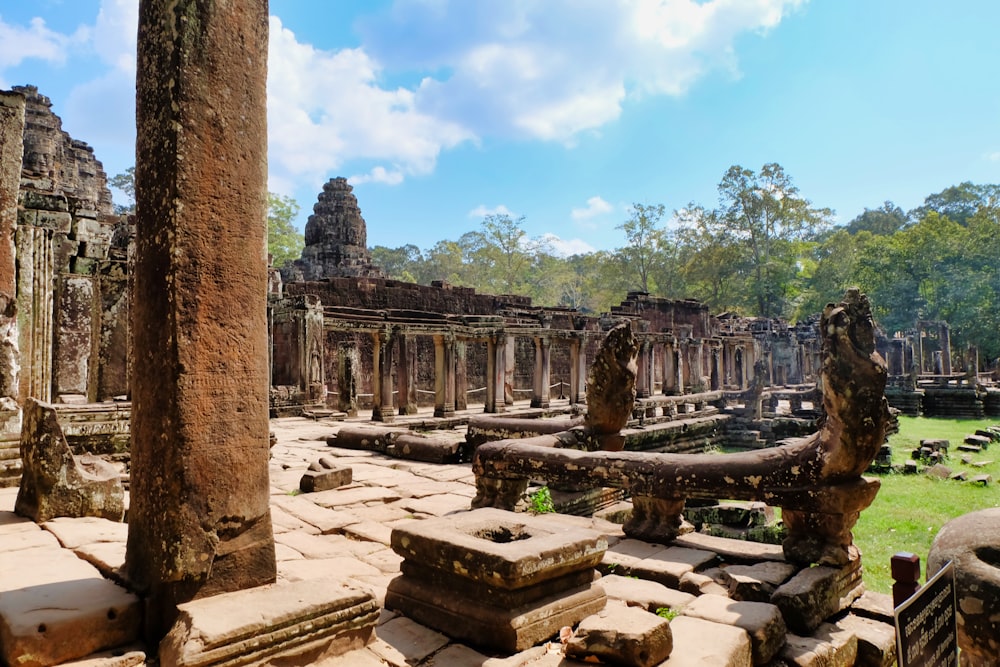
[{"left": 1, "top": 0, "right": 998, "bottom": 664}]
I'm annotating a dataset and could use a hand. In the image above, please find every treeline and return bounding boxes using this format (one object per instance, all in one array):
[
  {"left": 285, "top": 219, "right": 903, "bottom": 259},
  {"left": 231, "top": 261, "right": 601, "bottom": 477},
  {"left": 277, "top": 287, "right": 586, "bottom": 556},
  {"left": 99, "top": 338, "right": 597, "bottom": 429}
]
[{"left": 365, "top": 165, "right": 999, "bottom": 361}]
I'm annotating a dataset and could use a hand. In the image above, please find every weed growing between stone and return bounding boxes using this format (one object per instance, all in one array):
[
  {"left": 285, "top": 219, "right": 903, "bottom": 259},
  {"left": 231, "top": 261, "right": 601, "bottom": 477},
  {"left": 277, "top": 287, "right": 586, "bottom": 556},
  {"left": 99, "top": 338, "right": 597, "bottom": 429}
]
[{"left": 528, "top": 486, "right": 555, "bottom": 514}]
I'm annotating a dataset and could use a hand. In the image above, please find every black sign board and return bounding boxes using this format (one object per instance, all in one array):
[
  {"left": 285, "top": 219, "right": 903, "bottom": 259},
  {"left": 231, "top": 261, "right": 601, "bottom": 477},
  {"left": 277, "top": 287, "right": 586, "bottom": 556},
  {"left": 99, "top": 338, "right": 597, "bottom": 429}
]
[{"left": 895, "top": 560, "right": 958, "bottom": 667}]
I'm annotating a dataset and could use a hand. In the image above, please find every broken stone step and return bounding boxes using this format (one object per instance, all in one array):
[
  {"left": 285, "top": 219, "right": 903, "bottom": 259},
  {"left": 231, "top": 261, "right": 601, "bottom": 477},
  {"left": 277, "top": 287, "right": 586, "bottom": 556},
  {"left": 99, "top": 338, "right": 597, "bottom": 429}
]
[
  {"left": 969, "top": 474, "right": 992, "bottom": 486},
  {"left": 565, "top": 601, "right": 673, "bottom": 667},
  {"left": 664, "top": 616, "right": 751, "bottom": 666},
  {"left": 957, "top": 444, "right": 982, "bottom": 453}
]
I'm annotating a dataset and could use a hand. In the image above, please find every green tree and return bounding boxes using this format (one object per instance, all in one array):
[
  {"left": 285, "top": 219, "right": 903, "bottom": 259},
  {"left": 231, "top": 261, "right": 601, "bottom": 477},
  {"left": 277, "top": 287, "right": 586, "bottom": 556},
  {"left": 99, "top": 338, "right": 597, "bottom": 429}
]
[
  {"left": 466, "top": 214, "right": 546, "bottom": 295},
  {"left": 371, "top": 244, "right": 423, "bottom": 283},
  {"left": 267, "top": 193, "right": 304, "bottom": 268},
  {"left": 714, "top": 163, "right": 832, "bottom": 318},
  {"left": 616, "top": 203, "right": 668, "bottom": 293},
  {"left": 909, "top": 182, "right": 1000, "bottom": 226},
  {"left": 844, "top": 201, "right": 907, "bottom": 236},
  {"left": 109, "top": 166, "right": 135, "bottom": 215}
]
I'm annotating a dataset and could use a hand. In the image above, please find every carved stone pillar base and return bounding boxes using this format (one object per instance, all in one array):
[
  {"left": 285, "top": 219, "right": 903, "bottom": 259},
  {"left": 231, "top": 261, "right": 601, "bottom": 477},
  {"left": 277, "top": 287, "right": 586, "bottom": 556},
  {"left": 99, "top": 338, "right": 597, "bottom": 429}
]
[
  {"left": 471, "top": 476, "right": 527, "bottom": 512},
  {"left": 623, "top": 495, "right": 693, "bottom": 543}
]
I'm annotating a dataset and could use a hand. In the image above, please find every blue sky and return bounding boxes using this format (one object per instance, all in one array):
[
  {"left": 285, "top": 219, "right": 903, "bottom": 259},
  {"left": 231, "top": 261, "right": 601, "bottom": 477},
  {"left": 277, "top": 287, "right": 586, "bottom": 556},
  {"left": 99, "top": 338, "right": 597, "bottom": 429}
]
[{"left": 1, "top": 0, "right": 997, "bottom": 255}]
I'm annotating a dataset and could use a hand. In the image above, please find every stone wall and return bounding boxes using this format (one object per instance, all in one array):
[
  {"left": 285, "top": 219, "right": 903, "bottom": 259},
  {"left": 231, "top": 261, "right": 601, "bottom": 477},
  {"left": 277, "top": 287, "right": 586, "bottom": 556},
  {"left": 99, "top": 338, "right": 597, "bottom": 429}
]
[{"left": 12, "top": 85, "right": 129, "bottom": 404}]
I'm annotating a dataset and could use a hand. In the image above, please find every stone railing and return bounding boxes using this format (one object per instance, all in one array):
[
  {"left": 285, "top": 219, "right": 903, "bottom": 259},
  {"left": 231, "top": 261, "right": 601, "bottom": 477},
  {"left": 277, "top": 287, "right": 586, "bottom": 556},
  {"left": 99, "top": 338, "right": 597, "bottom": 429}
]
[{"left": 473, "top": 290, "right": 889, "bottom": 567}]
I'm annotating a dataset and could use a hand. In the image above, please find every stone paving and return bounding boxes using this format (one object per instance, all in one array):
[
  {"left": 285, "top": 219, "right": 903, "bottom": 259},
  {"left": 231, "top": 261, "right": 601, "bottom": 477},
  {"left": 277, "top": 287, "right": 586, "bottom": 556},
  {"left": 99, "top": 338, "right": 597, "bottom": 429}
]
[{"left": 0, "top": 405, "right": 896, "bottom": 666}]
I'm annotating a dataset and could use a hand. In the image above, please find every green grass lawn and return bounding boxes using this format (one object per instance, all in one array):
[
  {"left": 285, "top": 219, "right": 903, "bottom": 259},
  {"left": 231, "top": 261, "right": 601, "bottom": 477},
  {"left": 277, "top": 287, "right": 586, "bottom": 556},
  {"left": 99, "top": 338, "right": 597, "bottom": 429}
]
[{"left": 854, "top": 416, "right": 1000, "bottom": 594}]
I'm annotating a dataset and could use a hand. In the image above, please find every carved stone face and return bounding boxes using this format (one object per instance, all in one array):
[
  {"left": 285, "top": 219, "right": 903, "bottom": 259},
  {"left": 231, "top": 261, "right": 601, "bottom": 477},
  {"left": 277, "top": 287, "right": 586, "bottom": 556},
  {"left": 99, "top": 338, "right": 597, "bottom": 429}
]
[{"left": 927, "top": 508, "right": 1000, "bottom": 662}]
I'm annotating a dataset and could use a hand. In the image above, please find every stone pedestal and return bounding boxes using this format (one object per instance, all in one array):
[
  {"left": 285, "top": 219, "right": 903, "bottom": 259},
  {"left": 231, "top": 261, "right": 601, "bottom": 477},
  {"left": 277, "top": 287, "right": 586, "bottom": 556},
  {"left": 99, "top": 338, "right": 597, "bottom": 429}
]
[{"left": 386, "top": 508, "right": 607, "bottom": 652}]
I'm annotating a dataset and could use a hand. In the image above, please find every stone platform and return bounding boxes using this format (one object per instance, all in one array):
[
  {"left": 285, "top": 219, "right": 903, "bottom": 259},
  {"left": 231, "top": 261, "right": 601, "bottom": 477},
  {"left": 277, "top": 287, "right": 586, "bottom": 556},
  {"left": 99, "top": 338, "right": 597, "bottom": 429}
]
[{"left": 0, "top": 407, "right": 899, "bottom": 666}]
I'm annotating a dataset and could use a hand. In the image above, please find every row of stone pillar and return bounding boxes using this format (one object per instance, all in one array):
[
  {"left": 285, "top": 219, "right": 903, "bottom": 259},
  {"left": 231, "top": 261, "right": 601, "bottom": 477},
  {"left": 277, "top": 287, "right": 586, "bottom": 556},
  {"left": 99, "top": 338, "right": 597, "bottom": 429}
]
[{"left": 366, "top": 331, "right": 590, "bottom": 420}]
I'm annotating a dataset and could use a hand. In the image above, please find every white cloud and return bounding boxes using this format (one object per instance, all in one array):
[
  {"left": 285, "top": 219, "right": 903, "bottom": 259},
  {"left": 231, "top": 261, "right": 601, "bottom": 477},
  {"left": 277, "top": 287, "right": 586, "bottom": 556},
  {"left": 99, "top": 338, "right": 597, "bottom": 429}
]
[
  {"left": 987, "top": 151, "right": 1000, "bottom": 162},
  {"left": 0, "top": 17, "right": 72, "bottom": 69},
  {"left": 468, "top": 204, "right": 515, "bottom": 219},
  {"left": 349, "top": 166, "right": 405, "bottom": 186},
  {"left": 267, "top": 16, "right": 474, "bottom": 190},
  {"left": 540, "top": 233, "right": 596, "bottom": 257},
  {"left": 92, "top": 0, "right": 138, "bottom": 75},
  {"left": 571, "top": 196, "right": 614, "bottom": 221},
  {"left": 364, "top": 0, "right": 805, "bottom": 143}
]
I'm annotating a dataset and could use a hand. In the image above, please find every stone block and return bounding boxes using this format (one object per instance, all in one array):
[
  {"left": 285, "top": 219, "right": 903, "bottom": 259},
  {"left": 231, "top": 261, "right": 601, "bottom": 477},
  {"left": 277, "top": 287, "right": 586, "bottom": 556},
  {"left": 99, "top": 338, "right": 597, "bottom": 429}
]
[
  {"left": 600, "top": 573, "right": 696, "bottom": 614},
  {"left": 771, "top": 554, "right": 864, "bottom": 635},
  {"left": 19, "top": 190, "right": 69, "bottom": 212},
  {"left": 779, "top": 623, "right": 857, "bottom": 667},
  {"left": 834, "top": 614, "right": 897, "bottom": 667},
  {"left": 299, "top": 459, "right": 352, "bottom": 493},
  {"left": 662, "top": 616, "right": 751, "bottom": 667},
  {"left": 565, "top": 601, "right": 673, "bottom": 667},
  {"left": 160, "top": 577, "right": 378, "bottom": 667},
  {"left": 386, "top": 433, "right": 462, "bottom": 463},
  {"left": 37, "top": 210, "right": 72, "bottom": 232},
  {"left": 681, "top": 594, "right": 786, "bottom": 665},
  {"left": 370, "top": 616, "right": 449, "bottom": 666},
  {"left": 385, "top": 572, "right": 605, "bottom": 652},
  {"left": 679, "top": 570, "right": 729, "bottom": 597},
  {"left": 389, "top": 508, "right": 607, "bottom": 589},
  {"left": 721, "top": 561, "right": 798, "bottom": 602},
  {"left": 629, "top": 545, "right": 717, "bottom": 588},
  {"left": 0, "top": 546, "right": 140, "bottom": 667},
  {"left": 15, "top": 398, "right": 124, "bottom": 523}
]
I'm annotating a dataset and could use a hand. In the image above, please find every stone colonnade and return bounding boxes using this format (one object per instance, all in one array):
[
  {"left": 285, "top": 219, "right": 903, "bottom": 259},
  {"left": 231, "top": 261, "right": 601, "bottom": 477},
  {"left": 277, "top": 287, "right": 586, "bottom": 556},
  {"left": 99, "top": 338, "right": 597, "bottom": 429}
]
[{"left": 313, "top": 317, "right": 762, "bottom": 420}]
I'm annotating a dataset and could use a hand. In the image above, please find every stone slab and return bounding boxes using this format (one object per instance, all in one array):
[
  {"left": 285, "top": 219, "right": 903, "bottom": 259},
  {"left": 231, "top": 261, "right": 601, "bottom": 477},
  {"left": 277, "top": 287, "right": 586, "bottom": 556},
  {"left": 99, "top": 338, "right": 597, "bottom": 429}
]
[
  {"left": 600, "top": 573, "right": 696, "bottom": 614},
  {"left": 309, "top": 485, "right": 402, "bottom": 508},
  {"left": 673, "top": 531, "right": 785, "bottom": 562},
  {"left": 59, "top": 646, "right": 146, "bottom": 667},
  {"left": 721, "top": 561, "right": 798, "bottom": 602},
  {"left": 74, "top": 541, "right": 127, "bottom": 581},
  {"left": 270, "top": 493, "right": 362, "bottom": 534},
  {"left": 160, "top": 577, "right": 379, "bottom": 667},
  {"left": 394, "top": 493, "right": 471, "bottom": 517},
  {"left": 629, "top": 545, "right": 717, "bottom": 588},
  {"left": 274, "top": 530, "right": 354, "bottom": 559},
  {"left": 662, "top": 616, "right": 751, "bottom": 667},
  {"left": 834, "top": 614, "right": 897, "bottom": 667},
  {"left": 390, "top": 508, "right": 606, "bottom": 589},
  {"left": 780, "top": 623, "right": 858, "bottom": 667},
  {"left": 565, "top": 600, "right": 673, "bottom": 667},
  {"left": 385, "top": 574, "right": 606, "bottom": 652},
  {"left": 300, "top": 466, "right": 353, "bottom": 493},
  {"left": 343, "top": 519, "right": 394, "bottom": 546},
  {"left": 0, "top": 546, "right": 140, "bottom": 667},
  {"left": 277, "top": 557, "right": 382, "bottom": 582},
  {"left": 681, "top": 593, "right": 786, "bottom": 665},
  {"left": 42, "top": 516, "right": 128, "bottom": 549},
  {"left": 771, "top": 556, "right": 864, "bottom": 635},
  {"left": 369, "top": 616, "right": 450, "bottom": 666}
]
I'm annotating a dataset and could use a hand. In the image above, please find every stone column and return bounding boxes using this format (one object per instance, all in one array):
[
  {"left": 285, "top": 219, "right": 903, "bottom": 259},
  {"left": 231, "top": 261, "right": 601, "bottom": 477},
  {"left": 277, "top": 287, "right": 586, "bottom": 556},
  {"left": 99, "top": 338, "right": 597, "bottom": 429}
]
[
  {"left": 126, "top": 0, "right": 275, "bottom": 642},
  {"left": 484, "top": 335, "right": 506, "bottom": 413},
  {"left": 433, "top": 334, "right": 456, "bottom": 418},
  {"left": 568, "top": 336, "right": 586, "bottom": 405},
  {"left": 0, "top": 91, "right": 23, "bottom": 428},
  {"left": 371, "top": 329, "right": 395, "bottom": 422},
  {"left": 635, "top": 340, "right": 651, "bottom": 399},
  {"left": 939, "top": 323, "right": 952, "bottom": 375},
  {"left": 454, "top": 339, "right": 468, "bottom": 411},
  {"left": 337, "top": 341, "right": 359, "bottom": 416},
  {"left": 531, "top": 336, "right": 551, "bottom": 409},
  {"left": 504, "top": 335, "right": 516, "bottom": 405},
  {"left": 396, "top": 333, "right": 418, "bottom": 415}
]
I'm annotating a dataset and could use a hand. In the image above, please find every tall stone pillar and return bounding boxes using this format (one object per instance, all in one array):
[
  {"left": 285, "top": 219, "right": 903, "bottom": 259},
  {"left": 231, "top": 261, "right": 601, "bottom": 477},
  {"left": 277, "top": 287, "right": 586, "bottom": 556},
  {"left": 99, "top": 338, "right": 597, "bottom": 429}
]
[
  {"left": 635, "top": 341, "right": 652, "bottom": 399},
  {"left": 531, "top": 336, "right": 551, "bottom": 409},
  {"left": 504, "top": 335, "right": 516, "bottom": 405},
  {"left": 568, "top": 336, "right": 586, "bottom": 405},
  {"left": 433, "top": 334, "right": 456, "bottom": 418},
  {"left": 0, "top": 91, "right": 23, "bottom": 428},
  {"left": 454, "top": 339, "right": 468, "bottom": 411},
  {"left": 371, "top": 329, "right": 395, "bottom": 422},
  {"left": 126, "top": 0, "right": 275, "bottom": 641},
  {"left": 484, "top": 335, "right": 506, "bottom": 413},
  {"left": 396, "top": 334, "right": 418, "bottom": 415},
  {"left": 939, "top": 323, "right": 952, "bottom": 375}
]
